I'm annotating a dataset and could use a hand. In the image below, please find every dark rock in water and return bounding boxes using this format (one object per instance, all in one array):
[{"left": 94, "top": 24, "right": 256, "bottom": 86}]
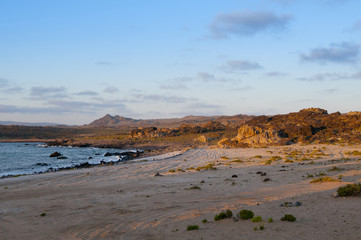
[
  {"left": 57, "top": 156, "right": 68, "bottom": 159},
  {"left": 36, "top": 163, "right": 49, "bottom": 166},
  {"left": 263, "top": 178, "right": 271, "bottom": 182},
  {"left": 104, "top": 150, "right": 144, "bottom": 161},
  {"left": 260, "top": 172, "right": 267, "bottom": 176},
  {"left": 88, "top": 157, "right": 93, "bottom": 159},
  {"left": 256, "top": 171, "right": 263, "bottom": 174},
  {"left": 50, "top": 152, "right": 62, "bottom": 158},
  {"left": 154, "top": 172, "right": 163, "bottom": 177},
  {"left": 200, "top": 180, "right": 205, "bottom": 183},
  {"left": 231, "top": 175, "right": 238, "bottom": 178}
]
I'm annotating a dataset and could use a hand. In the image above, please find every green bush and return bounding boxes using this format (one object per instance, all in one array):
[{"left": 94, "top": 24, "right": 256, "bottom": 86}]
[
  {"left": 281, "top": 214, "right": 296, "bottom": 222},
  {"left": 260, "top": 225, "right": 265, "bottom": 230},
  {"left": 251, "top": 216, "right": 262, "bottom": 222},
  {"left": 214, "top": 209, "right": 233, "bottom": 221},
  {"left": 337, "top": 183, "right": 361, "bottom": 197},
  {"left": 186, "top": 225, "right": 199, "bottom": 231},
  {"left": 202, "top": 219, "right": 208, "bottom": 223},
  {"left": 268, "top": 218, "right": 273, "bottom": 223},
  {"left": 238, "top": 209, "right": 254, "bottom": 220}
]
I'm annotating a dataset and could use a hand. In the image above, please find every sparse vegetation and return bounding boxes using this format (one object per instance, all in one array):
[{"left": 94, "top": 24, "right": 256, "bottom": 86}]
[
  {"left": 265, "top": 160, "right": 273, "bottom": 165},
  {"left": 214, "top": 209, "right": 233, "bottom": 221},
  {"left": 186, "top": 225, "right": 199, "bottom": 231},
  {"left": 186, "top": 167, "right": 195, "bottom": 170},
  {"left": 196, "top": 163, "right": 217, "bottom": 171},
  {"left": 260, "top": 225, "right": 265, "bottom": 230},
  {"left": 168, "top": 169, "right": 175, "bottom": 173},
  {"left": 40, "top": 213, "right": 46, "bottom": 217},
  {"left": 270, "top": 156, "right": 282, "bottom": 161},
  {"left": 310, "top": 176, "right": 339, "bottom": 183},
  {"left": 189, "top": 186, "right": 201, "bottom": 190},
  {"left": 253, "top": 155, "right": 262, "bottom": 159},
  {"left": 238, "top": 209, "right": 254, "bottom": 220},
  {"left": 268, "top": 218, "right": 273, "bottom": 223},
  {"left": 337, "top": 183, "right": 361, "bottom": 197},
  {"left": 345, "top": 150, "right": 361, "bottom": 156},
  {"left": 281, "top": 214, "right": 296, "bottom": 222},
  {"left": 220, "top": 156, "right": 230, "bottom": 160},
  {"left": 328, "top": 166, "right": 341, "bottom": 172},
  {"left": 202, "top": 219, "right": 208, "bottom": 223}
]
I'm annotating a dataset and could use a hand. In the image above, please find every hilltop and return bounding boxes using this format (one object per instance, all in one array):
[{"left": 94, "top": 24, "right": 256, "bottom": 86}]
[{"left": 87, "top": 114, "right": 254, "bottom": 128}]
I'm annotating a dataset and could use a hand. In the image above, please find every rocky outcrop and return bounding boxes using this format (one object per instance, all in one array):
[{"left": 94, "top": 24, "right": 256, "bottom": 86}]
[
  {"left": 232, "top": 125, "right": 284, "bottom": 146},
  {"left": 129, "top": 121, "right": 226, "bottom": 139},
  {"left": 220, "top": 108, "right": 361, "bottom": 147}
]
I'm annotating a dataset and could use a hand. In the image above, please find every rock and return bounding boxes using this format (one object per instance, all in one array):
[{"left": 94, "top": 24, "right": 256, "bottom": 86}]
[
  {"left": 231, "top": 175, "right": 238, "bottom": 178},
  {"left": 233, "top": 217, "right": 239, "bottom": 222},
  {"left": 295, "top": 201, "right": 302, "bottom": 207},
  {"left": 49, "top": 152, "right": 62, "bottom": 158},
  {"left": 154, "top": 172, "right": 163, "bottom": 177},
  {"left": 194, "top": 135, "right": 209, "bottom": 142},
  {"left": 35, "top": 163, "right": 49, "bottom": 166},
  {"left": 263, "top": 178, "right": 271, "bottom": 182},
  {"left": 57, "top": 156, "right": 68, "bottom": 159},
  {"left": 232, "top": 125, "right": 283, "bottom": 146}
]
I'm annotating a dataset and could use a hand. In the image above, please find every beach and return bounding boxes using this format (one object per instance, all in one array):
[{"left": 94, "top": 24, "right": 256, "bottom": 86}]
[{"left": 1, "top": 143, "right": 361, "bottom": 240}]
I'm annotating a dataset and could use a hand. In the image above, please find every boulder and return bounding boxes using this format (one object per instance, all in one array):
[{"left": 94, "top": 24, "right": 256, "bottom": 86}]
[{"left": 49, "top": 152, "right": 62, "bottom": 158}]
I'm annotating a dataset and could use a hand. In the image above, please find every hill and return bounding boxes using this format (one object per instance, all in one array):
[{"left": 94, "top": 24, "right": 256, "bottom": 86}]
[{"left": 88, "top": 114, "right": 255, "bottom": 128}]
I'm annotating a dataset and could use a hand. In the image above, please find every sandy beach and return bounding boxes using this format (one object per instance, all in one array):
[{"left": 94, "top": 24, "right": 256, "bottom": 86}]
[{"left": 1, "top": 143, "right": 361, "bottom": 240}]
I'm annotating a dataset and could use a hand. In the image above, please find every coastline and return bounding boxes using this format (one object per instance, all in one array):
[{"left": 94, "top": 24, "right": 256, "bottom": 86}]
[{"left": 1, "top": 143, "right": 361, "bottom": 239}]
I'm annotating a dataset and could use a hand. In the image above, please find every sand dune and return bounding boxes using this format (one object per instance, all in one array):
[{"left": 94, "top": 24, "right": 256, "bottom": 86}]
[{"left": 1, "top": 144, "right": 361, "bottom": 240}]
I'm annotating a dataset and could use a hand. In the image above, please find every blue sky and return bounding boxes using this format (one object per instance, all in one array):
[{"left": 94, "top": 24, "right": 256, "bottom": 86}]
[{"left": 1, "top": 0, "right": 361, "bottom": 124}]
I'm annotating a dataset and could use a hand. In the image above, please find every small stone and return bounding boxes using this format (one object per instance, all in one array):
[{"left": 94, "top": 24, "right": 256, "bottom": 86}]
[
  {"left": 231, "top": 175, "right": 238, "bottom": 178},
  {"left": 154, "top": 172, "right": 163, "bottom": 177}
]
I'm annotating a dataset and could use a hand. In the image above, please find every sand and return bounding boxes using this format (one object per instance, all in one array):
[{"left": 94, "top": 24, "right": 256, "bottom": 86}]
[{"left": 1, "top": 143, "right": 361, "bottom": 240}]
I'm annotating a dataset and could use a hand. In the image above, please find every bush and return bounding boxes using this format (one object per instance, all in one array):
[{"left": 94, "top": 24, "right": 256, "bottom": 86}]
[
  {"left": 310, "top": 176, "right": 339, "bottom": 183},
  {"left": 202, "top": 219, "right": 208, "bottom": 223},
  {"left": 238, "top": 209, "right": 254, "bottom": 220},
  {"left": 214, "top": 209, "right": 233, "bottom": 221},
  {"left": 196, "top": 163, "right": 217, "bottom": 171},
  {"left": 251, "top": 216, "right": 262, "bottom": 222},
  {"left": 260, "top": 225, "right": 265, "bottom": 230},
  {"left": 168, "top": 169, "right": 175, "bottom": 173},
  {"left": 186, "top": 225, "right": 199, "bottom": 231},
  {"left": 281, "top": 214, "right": 296, "bottom": 222},
  {"left": 268, "top": 218, "right": 273, "bottom": 223},
  {"left": 337, "top": 183, "right": 361, "bottom": 197}
]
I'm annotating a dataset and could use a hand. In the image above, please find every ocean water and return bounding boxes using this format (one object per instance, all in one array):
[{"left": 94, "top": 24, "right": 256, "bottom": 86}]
[{"left": 0, "top": 142, "right": 132, "bottom": 178}]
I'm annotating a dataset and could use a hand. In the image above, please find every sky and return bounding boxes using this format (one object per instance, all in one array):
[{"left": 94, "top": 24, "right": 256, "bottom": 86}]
[{"left": 1, "top": 0, "right": 361, "bottom": 125}]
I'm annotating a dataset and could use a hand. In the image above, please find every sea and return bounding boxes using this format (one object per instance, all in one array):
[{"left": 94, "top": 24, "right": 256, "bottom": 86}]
[{"left": 0, "top": 142, "right": 133, "bottom": 178}]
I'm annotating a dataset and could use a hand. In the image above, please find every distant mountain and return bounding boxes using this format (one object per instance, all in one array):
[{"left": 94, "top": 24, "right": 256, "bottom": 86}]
[
  {"left": 0, "top": 121, "right": 63, "bottom": 127},
  {"left": 88, "top": 114, "right": 255, "bottom": 128}
]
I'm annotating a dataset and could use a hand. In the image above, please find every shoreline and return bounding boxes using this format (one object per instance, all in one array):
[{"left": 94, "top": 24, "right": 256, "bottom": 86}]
[{"left": 1, "top": 143, "right": 361, "bottom": 239}]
